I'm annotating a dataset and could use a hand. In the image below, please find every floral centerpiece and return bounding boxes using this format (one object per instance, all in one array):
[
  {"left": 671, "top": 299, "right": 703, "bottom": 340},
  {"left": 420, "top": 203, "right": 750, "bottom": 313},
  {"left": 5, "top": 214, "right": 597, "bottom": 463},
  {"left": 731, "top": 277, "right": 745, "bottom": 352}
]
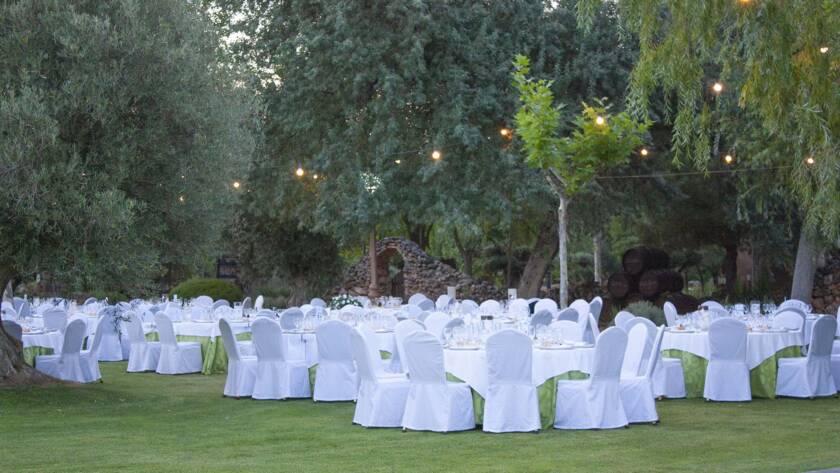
[{"left": 329, "top": 294, "right": 363, "bottom": 310}]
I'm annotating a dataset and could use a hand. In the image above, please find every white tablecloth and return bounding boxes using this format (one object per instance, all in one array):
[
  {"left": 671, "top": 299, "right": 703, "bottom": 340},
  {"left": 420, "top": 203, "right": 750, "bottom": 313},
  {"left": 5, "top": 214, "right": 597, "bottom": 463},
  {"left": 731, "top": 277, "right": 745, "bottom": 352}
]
[
  {"left": 21, "top": 331, "right": 63, "bottom": 352},
  {"left": 661, "top": 330, "right": 803, "bottom": 369},
  {"left": 284, "top": 330, "right": 395, "bottom": 367},
  {"left": 444, "top": 347, "right": 595, "bottom": 398}
]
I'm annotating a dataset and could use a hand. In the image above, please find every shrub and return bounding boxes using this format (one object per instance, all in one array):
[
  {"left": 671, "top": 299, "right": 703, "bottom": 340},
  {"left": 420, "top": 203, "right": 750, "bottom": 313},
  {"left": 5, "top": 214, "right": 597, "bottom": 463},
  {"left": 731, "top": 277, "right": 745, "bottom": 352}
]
[
  {"left": 170, "top": 278, "right": 243, "bottom": 302},
  {"left": 625, "top": 300, "right": 666, "bottom": 326}
]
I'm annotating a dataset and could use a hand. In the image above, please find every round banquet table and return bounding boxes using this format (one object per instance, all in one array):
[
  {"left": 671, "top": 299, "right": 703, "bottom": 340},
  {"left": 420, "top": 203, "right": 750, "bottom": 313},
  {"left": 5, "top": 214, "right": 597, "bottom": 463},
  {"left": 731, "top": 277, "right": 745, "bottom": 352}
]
[
  {"left": 444, "top": 346, "right": 595, "bottom": 428},
  {"left": 284, "top": 329, "right": 396, "bottom": 367},
  {"left": 661, "top": 329, "right": 804, "bottom": 398},
  {"left": 21, "top": 330, "right": 64, "bottom": 366},
  {"left": 144, "top": 320, "right": 252, "bottom": 375}
]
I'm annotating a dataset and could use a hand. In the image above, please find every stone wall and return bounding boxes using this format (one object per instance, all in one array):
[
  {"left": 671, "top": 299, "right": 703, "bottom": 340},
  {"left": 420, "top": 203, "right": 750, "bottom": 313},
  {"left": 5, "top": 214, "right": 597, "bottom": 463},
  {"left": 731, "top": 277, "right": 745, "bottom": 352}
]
[
  {"left": 340, "top": 237, "right": 504, "bottom": 301},
  {"left": 812, "top": 250, "right": 840, "bottom": 315}
]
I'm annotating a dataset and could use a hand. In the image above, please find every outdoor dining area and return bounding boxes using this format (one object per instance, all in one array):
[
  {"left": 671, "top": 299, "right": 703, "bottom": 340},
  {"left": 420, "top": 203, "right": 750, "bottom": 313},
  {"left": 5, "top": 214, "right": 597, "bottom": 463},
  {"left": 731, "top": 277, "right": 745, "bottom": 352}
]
[{"left": 4, "top": 292, "right": 839, "bottom": 434}]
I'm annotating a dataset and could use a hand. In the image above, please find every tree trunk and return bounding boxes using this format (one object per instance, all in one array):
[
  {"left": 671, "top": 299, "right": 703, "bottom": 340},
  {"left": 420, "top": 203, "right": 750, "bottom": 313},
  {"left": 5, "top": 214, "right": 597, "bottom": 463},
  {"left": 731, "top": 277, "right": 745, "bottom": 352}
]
[
  {"left": 517, "top": 211, "right": 558, "bottom": 298},
  {"left": 791, "top": 228, "right": 820, "bottom": 303},
  {"left": 558, "top": 194, "right": 569, "bottom": 308},
  {"left": 368, "top": 228, "right": 379, "bottom": 298},
  {"left": 0, "top": 310, "right": 55, "bottom": 386},
  {"left": 402, "top": 217, "right": 433, "bottom": 250},
  {"left": 593, "top": 231, "right": 604, "bottom": 286},
  {"left": 452, "top": 228, "right": 476, "bottom": 277}
]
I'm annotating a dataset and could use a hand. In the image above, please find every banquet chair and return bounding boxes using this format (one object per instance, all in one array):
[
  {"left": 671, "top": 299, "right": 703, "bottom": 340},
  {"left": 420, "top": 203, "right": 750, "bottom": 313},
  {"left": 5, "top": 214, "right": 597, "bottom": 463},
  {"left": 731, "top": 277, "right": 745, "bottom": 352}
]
[
  {"left": 554, "top": 327, "right": 629, "bottom": 429},
  {"left": 255, "top": 309, "right": 276, "bottom": 318},
  {"left": 219, "top": 318, "right": 257, "bottom": 397},
  {"left": 126, "top": 312, "right": 160, "bottom": 372},
  {"left": 556, "top": 308, "right": 578, "bottom": 322},
  {"left": 614, "top": 311, "right": 635, "bottom": 330},
  {"left": 424, "top": 312, "right": 451, "bottom": 341},
  {"left": 704, "top": 318, "right": 751, "bottom": 401},
  {"left": 36, "top": 319, "right": 89, "bottom": 382},
  {"left": 250, "top": 318, "right": 310, "bottom": 399},
  {"left": 530, "top": 310, "right": 553, "bottom": 329},
  {"left": 479, "top": 300, "right": 501, "bottom": 315},
  {"left": 779, "top": 299, "right": 809, "bottom": 312},
  {"left": 508, "top": 298, "right": 530, "bottom": 318},
  {"left": 193, "top": 295, "right": 213, "bottom": 307},
  {"left": 17, "top": 301, "right": 32, "bottom": 319},
  {"left": 777, "top": 315, "right": 837, "bottom": 398},
  {"left": 154, "top": 313, "right": 203, "bottom": 375},
  {"left": 534, "top": 299, "right": 558, "bottom": 315},
  {"left": 2, "top": 320, "right": 22, "bottom": 343},
  {"left": 401, "top": 331, "right": 475, "bottom": 432},
  {"left": 242, "top": 297, "right": 253, "bottom": 310},
  {"left": 570, "top": 299, "right": 590, "bottom": 321},
  {"left": 351, "top": 329, "right": 410, "bottom": 427},
  {"left": 80, "top": 315, "right": 110, "bottom": 382},
  {"left": 484, "top": 330, "right": 540, "bottom": 433},
  {"left": 94, "top": 310, "right": 125, "bottom": 361},
  {"left": 584, "top": 313, "right": 601, "bottom": 343},
  {"left": 300, "top": 304, "right": 314, "bottom": 315},
  {"left": 279, "top": 308, "right": 304, "bottom": 330},
  {"left": 165, "top": 305, "right": 183, "bottom": 322},
  {"left": 190, "top": 305, "right": 210, "bottom": 322},
  {"left": 214, "top": 306, "right": 234, "bottom": 320},
  {"left": 393, "top": 319, "right": 425, "bottom": 374},
  {"left": 621, "top": 323, "right": 649, "bottom": 379},
  {"left": 700, "top": 300, "right": 725, "bottom": 311},
  {"left": 550, "top": 320, "right": 582, "bottom": 342},
  {"left": 417, "top": 312, "right": 430, "bottom": 323},
  {"left": 663, "top": 302, "right": 678, "bottom": 327},
  {"left": 43, "top": 309, "right": 68, "bottom": 333},
  {"left": 408, "top": 294, "right": 428, "bottom": 306},
  {"left": 590, "top": 297, "right": 604, "bottom": 327},
  {"left": 417, "top": 299, "right": 435, "bottom": 312},
  {"left": 255, "top": 295, "right": 265, "bottom": 310},
  {"left": 442, "top": 318, "right": 465, "bottom": 340},
  {"left": 358, "top": 326, "right": 400, "bottom": 377},
  {"left": 314, "top": 320, "right": 359, "bottom": 401},
  {"left": 620, "top": 326, "right": 664, "bottom": 424},
  {"left": 772, "top": 310, "right": 805, "bottom": 332},
  {"left": 13, "top": 297, "right": 26, "bottom": 311},
  {"left": 435, "top": 294, "right": 452, "bottom": 311},
  {"left": 211, "top": 300, "right": 230, "bottom": 311},
  {"left": 458, "top": 300, "right": 478, "bottom": 315}
]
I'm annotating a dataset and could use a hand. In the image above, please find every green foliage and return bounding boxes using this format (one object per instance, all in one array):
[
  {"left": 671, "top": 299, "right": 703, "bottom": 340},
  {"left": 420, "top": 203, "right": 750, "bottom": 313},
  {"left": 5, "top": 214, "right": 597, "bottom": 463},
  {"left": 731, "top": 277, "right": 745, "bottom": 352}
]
[
  {"left": 0, "top": 0, "right": 254, "bottom": 293},
  {"left": 329, "top": 295, "right": 363, "bottom": 311},
  {"left": 169, "top": 278, "right": 243, "bottom": 302},
  {"left": 513, "top": 55, "right": 650, "bottom": 197},
  {"left": 626, "top": 300, "right": 666, "bottom": 326}
]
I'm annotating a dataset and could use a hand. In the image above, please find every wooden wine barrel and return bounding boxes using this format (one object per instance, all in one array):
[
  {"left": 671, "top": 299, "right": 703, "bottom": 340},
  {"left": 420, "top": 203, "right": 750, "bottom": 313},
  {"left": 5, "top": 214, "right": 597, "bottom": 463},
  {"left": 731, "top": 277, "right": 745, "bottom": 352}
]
[
  {"left": 622, "top": 247, "right": 670, "bottom": 275},
  {"left": 607, "top": 272, "right": 638, "bottom": 299},
  {"left": 638, "top": 269, "right": 684, "bottom": 298},
  {"left": 656, "top": 292, "right": 700, "bottom": 315}
]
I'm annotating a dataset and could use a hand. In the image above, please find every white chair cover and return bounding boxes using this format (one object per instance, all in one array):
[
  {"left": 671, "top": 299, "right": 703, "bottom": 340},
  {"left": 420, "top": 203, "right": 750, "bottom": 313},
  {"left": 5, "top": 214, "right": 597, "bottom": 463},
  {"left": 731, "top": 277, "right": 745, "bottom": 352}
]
[
  {"left": 550, "top": 320, "right": 582, "bottom": 342},
  {"left": 80, "top": 315, "right": 111, "bottom": 382},
  {"left": 279, "top": 308, "right": 303, "bottom": 330},
  {"left": 700, "top": 300, "right": 724, "bottom": 311},
  {"left": 777, "top": 315, "right": 837, "bottom": 398},
  {"left": 704, "top": 318, "right": 751, "bottom": 401},
  {"left": 570, "top": 299, "right": 590, "bottom": 322},
  {"left": 556, "top": 307, "right": 578, "bottom": 322},
  {"left": 310, "top": 297, "right": 326, "bottom": 307},
  {"left": 126, "top": 312, "right": 160, "bottom": 372},
  {"left": 357, "top": 326, "right": 394, "bottom": 377},
  {"left": 508, "top": 298, "right": 530, "bottom": 318},
  {"left": 165, "top": 305, "right": 183, "bottom": 322},
  {"left": 241, "top": 297, "right": 253, "bottom": 310},
  {"left": 554, "top": 327, "right": 628, "bottom": 429},
  {"left": 43, "top": 309, "right": 68, "bottom": 333},
  {"left": 620, "top": 326, "right": 664, "bottom": 423},
  {"left": 393, "top": 319, "right": 424, "bottom": 374},
  {"left": 534, "top": 299, "right": 558, "bottom": 315},
  {"left": 423, "top": 312, "right": 451, "bottom": 341},
  {"left": 400, "top": 331, "right": 475, "bottom": 432},
  {"left": 154, "top": 313, "right": 202, "bottom": 375},
  {"left": 614, "top": 311, "right": 635, "bottom": 330},
  {"left": 621, "top": 323, "right": 648, "bottom": 378},
  {"left": 211, "top": 300, "right": 230, "bottom": 311},
  {"left": 351, "top": 329, "right": 409, "bottom": 427},
  {"left": 483, "top": 330, "right": 540, "bottom": 433},
  {"left": 435, "top": 294, "right": 452, "bottom": 311},
  {"left": 251, "top": 318, "right": 310, "bottom": 399},
  {"left": 772, "top": 311, "right": 805, "bottom": 331},
  {"left": 416, "top": 299, "right": 435, "bottom": 311},
  {"left": 94, "top": 310, "right": 124, "bottom": 361},
  {"left": 530, "top": 310, "right": 553, "bottom": 329},
  {"left": 255, "top": 295, "right": 265, "bottom": 310},
  {"left": 408, "top": 294, "right": 428, "bottom": 305},
  {"left": 478, "top": 300, "right": 501, "bottom": 315},
  {"left": 406, "top": 304, "right": 424, "bottom": 319},
  {"left": 17, "top": 301, "right": 31, "bottom": 318},
  {"left": 442, "top": 318, "right": 465, "bottom": 340},
  {"left": 589, "top": 297, "right": 603, "bottom": 326},
  {"left": 193, "top": 296, "right": 213, "bottom": 307},
  {"left": 313, "top": 320, "right": 358, "bottom": 401},
  {"left": 458, "top": 300, "right": 478, "bottom": 314},
  {"left": 36, "top": 319, "right": 88, "bottom": 382},
  {"left": 663, "top": 302, "right": 678, "bottom": 327},
  {"left": 219, "top": 318, "right": 257, "bottom": 397},
  {"left": 779, "top": 299, "right": 809, "bottom": 312}
]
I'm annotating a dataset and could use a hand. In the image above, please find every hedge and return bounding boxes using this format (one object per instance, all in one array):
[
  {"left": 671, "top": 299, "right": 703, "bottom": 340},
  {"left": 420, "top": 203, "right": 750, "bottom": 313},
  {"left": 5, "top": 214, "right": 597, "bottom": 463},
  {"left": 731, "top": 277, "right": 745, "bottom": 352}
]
[{"left": 169, "top": 278, "right": 243, "bottom": 302}]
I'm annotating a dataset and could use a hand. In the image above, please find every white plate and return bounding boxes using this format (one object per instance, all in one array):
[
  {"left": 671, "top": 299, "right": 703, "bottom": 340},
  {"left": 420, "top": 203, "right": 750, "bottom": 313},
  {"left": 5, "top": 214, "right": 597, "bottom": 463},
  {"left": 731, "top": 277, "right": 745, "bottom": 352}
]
[
  {"left": 447, "top": 346, "right": 481, "bottom": 351},
  {"left": 669, "top": 328, "right": 696, "bottom": 334},
  {"left": 570, "top": 342, "right": 594, "bottom": 348},
  {"left": 24, "top": 330, "right": 45, "bottom": 335},
  {"left": 535, "top": 344, "right": 572, "bottom": 350},
  {"left": 375, "top": 329, "right": 394, "bottom": 334},
  {"left": 286, "top": 329, "right": 315, "bottom": 335}
]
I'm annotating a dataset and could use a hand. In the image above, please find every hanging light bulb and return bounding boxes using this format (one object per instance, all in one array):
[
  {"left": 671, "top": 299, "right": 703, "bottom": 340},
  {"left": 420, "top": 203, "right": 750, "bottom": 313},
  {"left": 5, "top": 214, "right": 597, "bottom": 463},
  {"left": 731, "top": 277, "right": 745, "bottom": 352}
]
[
  {"left": 313, "top": 174, "right": 319, "bottom": 180},
  {"left": 431, "top": 150, "right": 442, "bottom": 161},
  {"left": 595, "top": 116, "right": 605, "bottom": 126},
  {"left": 394, "top": 159, "right": 401, "bottom": 164},
  {"left": 500, "top": 128, "right": 512, "bottom": 138},
  {"left": 819, "top": 46, "right": 829, "bottom": 54},
  {"left": 723, "top": 154, "right": 734, "bottom": 165},
  {"left": 712, "top": 82, "right": 724, "bottom": 94},
  {"left": 295, "top": 166, "right": 304, "bottom": 177},
  {"left": 805, "top": 156, "right": 816, "bottom": 166},
  {"left": 232, "top": 180, "right": 241, "bottom": 189},
  {"left": 178, "top": 195, "right": 185, "bottom": 203},
  {"left": 640, "top": 148, "right": 649, "bottom": 157}
]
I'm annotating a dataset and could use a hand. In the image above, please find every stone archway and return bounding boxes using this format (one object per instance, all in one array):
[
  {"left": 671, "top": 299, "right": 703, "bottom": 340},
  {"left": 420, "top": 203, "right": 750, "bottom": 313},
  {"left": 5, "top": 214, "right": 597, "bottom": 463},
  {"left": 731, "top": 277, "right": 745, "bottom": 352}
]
[{"left": 340, "top": 237, "right": 503, "bottom": 301}]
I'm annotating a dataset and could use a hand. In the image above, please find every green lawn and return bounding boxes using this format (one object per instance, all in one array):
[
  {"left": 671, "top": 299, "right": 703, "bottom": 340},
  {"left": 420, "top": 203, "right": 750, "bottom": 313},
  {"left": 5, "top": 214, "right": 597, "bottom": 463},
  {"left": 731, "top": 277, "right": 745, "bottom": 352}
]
[{"left": 2, "top": 363, "right": 839, "bottom": 472}]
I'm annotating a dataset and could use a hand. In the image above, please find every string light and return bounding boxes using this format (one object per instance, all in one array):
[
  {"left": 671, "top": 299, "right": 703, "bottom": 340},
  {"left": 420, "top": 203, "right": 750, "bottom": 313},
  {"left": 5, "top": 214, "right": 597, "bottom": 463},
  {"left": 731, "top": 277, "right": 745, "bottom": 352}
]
[
  {"left": 712, "top": 82, "right": 724, "bottom": 94},
  {"left": 295, "top": 166, "right": 304, "bottom": 177},
  {"left": 500, "top": 128, "right": 512, "bottom": 138},
  {"left": 723, "top": 154, "right": 734, "bottom": 165},
  {"left": 595, "top": 116, "right": 605, "bottom": 126},
  {"left": 805, "top": 156, "right": 816, "bottom": 166},
  {"left": 394, "top": 159, "right": 401, "bottom": 164},
  {"left": 232, "top": 180, "right": 241, "bottom": 189},
  {"left": 431, "top": 150, "right": 442, "bottom": 161},
  {"left": 178, "top": 195, "right": 185, "bottom": 203},
  {"left": 313, "top": 174, "right": 319, "bottom": 180},
  {"left": 640, "top": 148, "right": 649, "bottom": 157},
  {"left": 819, "top": 46, "right": 829, "bottom": 54}
]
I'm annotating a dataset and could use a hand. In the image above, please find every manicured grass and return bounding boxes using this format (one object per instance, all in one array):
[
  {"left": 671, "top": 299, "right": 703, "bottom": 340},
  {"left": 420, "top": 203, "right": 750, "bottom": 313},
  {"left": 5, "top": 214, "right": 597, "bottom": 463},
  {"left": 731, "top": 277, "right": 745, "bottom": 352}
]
[{"left": 2, "top": 363, "right": 839, "bottom": 472}]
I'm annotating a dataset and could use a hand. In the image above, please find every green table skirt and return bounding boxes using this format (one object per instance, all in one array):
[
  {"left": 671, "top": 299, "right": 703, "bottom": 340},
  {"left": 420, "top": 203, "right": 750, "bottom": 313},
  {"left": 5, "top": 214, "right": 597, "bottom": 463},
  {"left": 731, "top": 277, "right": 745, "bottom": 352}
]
[
  {"left": 662, "top": 346, "right": 802, "bottom": 398},
  {"left": 447, "top": 371, "right": 589, "bottom": 429},
  {"left": 145, "top": 332, "right": 252, "bottom": 375},
  {"left": 23, "top": 346, "right": 54, "bottom": 366}
]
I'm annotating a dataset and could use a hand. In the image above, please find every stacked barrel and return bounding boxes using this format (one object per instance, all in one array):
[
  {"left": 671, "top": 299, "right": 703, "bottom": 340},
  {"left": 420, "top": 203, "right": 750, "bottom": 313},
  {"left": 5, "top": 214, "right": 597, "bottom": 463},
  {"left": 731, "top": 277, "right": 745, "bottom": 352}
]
[{"left": 607, "top": 247, "right": 698, "bottom": 313}]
